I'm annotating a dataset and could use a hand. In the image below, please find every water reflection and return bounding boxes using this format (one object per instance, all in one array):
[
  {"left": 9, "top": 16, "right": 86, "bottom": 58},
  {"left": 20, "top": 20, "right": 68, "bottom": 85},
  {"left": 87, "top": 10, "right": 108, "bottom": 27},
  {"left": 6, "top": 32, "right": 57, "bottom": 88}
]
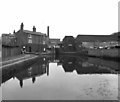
[
  {"left": 1, "top": 54, "right": 119, "bottom": 100},
  {"left": 15, "top": 58, "right": 48, "bottom": 87},
  {"left": 1, "top": 55, "right": 54, "bottom": 87},
  {"left": 1, "top": 55, "right": 119, "bottom": 88},
  {"left": 58, "top": 55, "right": 119, "bottom": 74}
]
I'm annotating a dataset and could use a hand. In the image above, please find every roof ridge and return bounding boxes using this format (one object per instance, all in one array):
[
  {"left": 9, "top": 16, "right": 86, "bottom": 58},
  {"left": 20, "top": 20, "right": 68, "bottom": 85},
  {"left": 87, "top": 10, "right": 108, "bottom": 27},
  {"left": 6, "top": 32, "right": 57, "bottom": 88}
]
[{"left": 23, "top": 30, "right": 46, "bottom": 35}]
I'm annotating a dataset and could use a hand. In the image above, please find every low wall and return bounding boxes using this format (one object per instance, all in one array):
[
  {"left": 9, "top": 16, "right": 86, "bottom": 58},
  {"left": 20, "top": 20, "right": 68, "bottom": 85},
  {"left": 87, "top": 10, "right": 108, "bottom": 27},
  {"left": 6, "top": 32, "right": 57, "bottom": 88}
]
[{"left": 23, "top": 44, "right": 47, "bottom": 53}]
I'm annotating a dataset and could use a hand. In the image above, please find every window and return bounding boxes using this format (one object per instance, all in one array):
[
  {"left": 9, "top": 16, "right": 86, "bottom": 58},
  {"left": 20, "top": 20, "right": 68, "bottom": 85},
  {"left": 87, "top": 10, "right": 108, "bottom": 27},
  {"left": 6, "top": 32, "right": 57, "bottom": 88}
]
[
  {"left": 43, "top": 41, "right": 45, "bottom": 44},
  {"left": 28, "top": 34, "right": 32, "bottom": 38},
  {"left": 68, "top": 44, "right": 72, "bottom": 46},
  {"left": 28, "top": 39, "right": 32, "bottom": 43}
]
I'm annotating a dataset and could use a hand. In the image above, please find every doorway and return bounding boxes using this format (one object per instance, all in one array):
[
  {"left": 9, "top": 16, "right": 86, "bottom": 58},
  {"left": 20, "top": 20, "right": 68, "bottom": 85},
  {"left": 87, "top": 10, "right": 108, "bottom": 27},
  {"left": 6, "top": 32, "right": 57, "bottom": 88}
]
[{"left": 29, "top": 46, "right": 31, "bottom": 52}]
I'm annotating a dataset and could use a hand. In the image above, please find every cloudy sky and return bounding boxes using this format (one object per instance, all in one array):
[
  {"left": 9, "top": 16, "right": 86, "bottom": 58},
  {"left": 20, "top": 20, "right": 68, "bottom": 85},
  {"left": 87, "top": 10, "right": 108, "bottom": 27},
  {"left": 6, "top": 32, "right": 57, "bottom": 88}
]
[{"left": 0, "top": 0, "right": 119, "bottom": 40}]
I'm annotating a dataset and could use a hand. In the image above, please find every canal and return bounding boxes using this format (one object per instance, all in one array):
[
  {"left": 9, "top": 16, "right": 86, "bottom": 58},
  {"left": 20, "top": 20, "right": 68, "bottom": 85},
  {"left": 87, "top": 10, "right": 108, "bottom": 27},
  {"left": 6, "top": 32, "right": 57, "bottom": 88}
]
[{"left": 1, "top": 54, "right": 119, "bottom": 100}]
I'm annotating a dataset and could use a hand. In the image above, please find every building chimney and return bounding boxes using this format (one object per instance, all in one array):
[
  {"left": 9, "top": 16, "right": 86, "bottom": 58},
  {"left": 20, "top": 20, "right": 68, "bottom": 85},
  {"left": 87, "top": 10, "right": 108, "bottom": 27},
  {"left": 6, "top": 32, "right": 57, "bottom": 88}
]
[
  {"left": 47, "top": 26, "right": 49, "bottom": 38},
  {"left": 33, "top": 26, "right": 36, "bottom": 32},
  {"left": 13, "top": 30, "right": 16, "bottom": 34},
  {"left": 20, "top": 22, "right": 24, "bottom": 30}
]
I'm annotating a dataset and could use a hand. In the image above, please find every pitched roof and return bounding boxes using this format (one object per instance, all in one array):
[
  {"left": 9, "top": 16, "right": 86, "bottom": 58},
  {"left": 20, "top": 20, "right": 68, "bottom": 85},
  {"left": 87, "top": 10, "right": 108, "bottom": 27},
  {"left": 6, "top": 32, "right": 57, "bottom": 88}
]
[
  {"left": 112, "top": 32, "right": 120, "bottom": 37},
  {"left": 23, "top": 30, "right": 46, "bottom": 36},
  {"left": 76, "top": 34, "right": 119, "bottom": 42},
  {"left": 49, "top": 39, "right": 60, "bottom": 42},
  {"left": 2, "top": 33, "right": 15, "bottom": 38},
  {"left": 2, "top": 33, "right": 11, "bottom": 36}
]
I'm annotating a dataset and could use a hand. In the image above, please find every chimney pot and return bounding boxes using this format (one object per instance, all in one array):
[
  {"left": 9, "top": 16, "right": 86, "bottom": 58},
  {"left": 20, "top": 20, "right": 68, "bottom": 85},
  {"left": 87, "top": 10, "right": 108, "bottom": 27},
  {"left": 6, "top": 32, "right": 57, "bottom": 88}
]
[
  {"left": 20, "top": 22, "right": 24, "bottom": 30},
  {"left": 33, "top": 26, "right": 36, "bottom": 32},
  {"left": 47, "top": 26, "right": 49, "bottom": 38}
]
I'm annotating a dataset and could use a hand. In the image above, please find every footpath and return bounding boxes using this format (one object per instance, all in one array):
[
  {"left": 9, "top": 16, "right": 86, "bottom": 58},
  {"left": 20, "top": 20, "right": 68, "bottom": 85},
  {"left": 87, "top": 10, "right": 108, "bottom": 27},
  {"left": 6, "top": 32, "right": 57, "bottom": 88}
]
[{"left": 0, "top": 54, "right": 39, "bottom": 70}]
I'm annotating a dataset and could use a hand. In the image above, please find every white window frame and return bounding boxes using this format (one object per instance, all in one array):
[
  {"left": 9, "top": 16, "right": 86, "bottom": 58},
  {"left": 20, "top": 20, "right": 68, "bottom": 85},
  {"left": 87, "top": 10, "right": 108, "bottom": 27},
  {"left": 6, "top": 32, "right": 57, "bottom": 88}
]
[
  {"left": 28, "top": 39, "right": 32, "bottom": 43},
  {"left": 28, "top": 34, "right": 32, "bottom": 38}
]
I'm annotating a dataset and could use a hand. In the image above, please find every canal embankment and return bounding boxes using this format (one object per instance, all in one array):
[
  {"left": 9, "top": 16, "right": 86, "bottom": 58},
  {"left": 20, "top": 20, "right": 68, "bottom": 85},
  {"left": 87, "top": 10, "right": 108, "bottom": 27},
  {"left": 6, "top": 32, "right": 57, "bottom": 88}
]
[
  {"left": 0, "top": 54, "right": 41, "bottom": 85},
  {"left": 0, "top": 54, "right": 39, "bottom": 71},
  {"left": 55, "top": 47, "right": 120, "bottom": 61},
  {"left": 88, "top": 48, "right": 120, "bottom": 60}
]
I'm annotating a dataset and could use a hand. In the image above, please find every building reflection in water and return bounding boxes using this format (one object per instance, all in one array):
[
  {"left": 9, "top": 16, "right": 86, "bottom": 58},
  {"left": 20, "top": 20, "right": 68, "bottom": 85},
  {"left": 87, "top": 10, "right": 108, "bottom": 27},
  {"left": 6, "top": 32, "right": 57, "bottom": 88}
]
[
  {"left": 20, "top": 80, "right": 23, "bottom": 88},
  {"left": 1, "top": 54, "right": 119, "bottom": 87},
  {"left": 57, "top": 55, "right": 119, "bottom": 74},
  {"left": 32, "top": 77, "right": 36, "bottom": 83},
  {"left": 1, "top": 56, "right": 52, "bottom": 87},
  {"left": 14, "top": 57, "right": 51, "bottom": 87}
]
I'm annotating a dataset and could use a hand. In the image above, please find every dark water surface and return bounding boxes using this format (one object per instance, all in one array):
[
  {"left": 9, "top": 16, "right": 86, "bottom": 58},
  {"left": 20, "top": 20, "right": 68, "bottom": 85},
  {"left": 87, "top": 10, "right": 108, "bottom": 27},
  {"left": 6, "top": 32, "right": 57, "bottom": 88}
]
[{"left": 1, "top": 55, "right": 119, "bottom": 100}]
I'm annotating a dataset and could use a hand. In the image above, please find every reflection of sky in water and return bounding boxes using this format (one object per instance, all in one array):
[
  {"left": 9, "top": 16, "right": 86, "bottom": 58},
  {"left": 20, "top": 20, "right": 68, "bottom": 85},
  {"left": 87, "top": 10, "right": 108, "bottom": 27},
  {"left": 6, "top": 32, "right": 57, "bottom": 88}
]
[{"left": 2, "top": 63, "right": 118, "bottom": 100}]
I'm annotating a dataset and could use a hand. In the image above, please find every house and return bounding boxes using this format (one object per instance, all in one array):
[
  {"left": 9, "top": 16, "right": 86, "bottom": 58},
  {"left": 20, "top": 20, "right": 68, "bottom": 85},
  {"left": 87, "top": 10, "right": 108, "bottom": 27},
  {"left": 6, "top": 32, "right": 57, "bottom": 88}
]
[{"left": 14, "top": 23, "right": 49, "bottom": 52}]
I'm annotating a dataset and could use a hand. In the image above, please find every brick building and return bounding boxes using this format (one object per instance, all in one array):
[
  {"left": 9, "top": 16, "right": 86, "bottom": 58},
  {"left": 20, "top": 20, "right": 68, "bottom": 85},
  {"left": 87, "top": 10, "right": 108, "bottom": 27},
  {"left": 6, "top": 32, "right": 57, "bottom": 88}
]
[
  {"left": 62, "top": 36, "right": 76, "bottom": 52},
  {"left": 2, "top": 33, "right": 16, "bottom": 46},
  {"left": 2, "top": 33, "right": 20, "bottom": 58},
  {"left": 75, "top": 33, "right": 119, "bottom": 49},
  {"left": 48, "top": 38, "right": 61, "bottom": 47},
  {"left": 14, "top": 23, "right": 49, "bottom": 52},
  {"left": 60, "top": 32, "right": 119, "bottom": 53}
]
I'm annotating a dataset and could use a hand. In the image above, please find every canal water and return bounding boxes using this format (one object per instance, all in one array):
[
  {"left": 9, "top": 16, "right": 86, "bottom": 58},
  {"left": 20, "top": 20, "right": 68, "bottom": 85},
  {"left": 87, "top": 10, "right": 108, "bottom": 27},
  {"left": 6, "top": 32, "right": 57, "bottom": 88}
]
[{"left": 1, "top": 55, "right": 119, "bottom": 100}]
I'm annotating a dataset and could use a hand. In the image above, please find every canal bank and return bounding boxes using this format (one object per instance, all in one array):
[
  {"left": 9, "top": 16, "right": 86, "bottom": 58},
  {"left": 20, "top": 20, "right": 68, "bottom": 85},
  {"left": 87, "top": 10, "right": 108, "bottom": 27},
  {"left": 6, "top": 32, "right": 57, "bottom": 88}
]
[
  {"left": 0, "top": 54, "right": 40, "bottom": 73},
  {"left": 55, "top": 47, "right": 120, "bottom": 60},
  {"left": 88, "top": 48, "right": 120, "bottom": 61}
]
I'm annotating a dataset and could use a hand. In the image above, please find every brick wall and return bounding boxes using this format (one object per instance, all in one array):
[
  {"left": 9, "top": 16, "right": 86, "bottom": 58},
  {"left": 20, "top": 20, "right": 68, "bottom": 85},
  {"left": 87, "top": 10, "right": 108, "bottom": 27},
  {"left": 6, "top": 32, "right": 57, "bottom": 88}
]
[{"left": 2, "top": 46, "right": 21, "bottom": 58}]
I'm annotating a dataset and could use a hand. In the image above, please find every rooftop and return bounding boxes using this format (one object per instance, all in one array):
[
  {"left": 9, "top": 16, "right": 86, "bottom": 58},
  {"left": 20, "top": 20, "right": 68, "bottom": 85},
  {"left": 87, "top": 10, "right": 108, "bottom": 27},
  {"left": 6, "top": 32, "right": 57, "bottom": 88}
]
[
  {"left": 76, "top": 34, "right": 119, "bottom": 42},
  {"left": 49, "top": 38, "right": 60, "bottom": 41},
  {"left": 23, "top": 30, "right": 46, "bottom": 36}
]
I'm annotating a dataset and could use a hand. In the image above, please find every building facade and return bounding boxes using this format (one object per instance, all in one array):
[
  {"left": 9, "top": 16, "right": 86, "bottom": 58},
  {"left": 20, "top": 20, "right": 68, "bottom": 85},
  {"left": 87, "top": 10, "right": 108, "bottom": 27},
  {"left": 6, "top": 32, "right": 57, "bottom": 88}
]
[
  {"left": 62, "top": 36, "right": 76, "bottom": 52},
  {"left": 2, "top": 33, "right": 16, "bottom": 46},
  {"left": 48, "top": 38, "right": 61, "bottom": 47},
  {"left": 15, "top": 23, "right": 49, "bottom": 52},
  {"left": 75, "top": 33, "right": 119, "bottom": 49}
]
